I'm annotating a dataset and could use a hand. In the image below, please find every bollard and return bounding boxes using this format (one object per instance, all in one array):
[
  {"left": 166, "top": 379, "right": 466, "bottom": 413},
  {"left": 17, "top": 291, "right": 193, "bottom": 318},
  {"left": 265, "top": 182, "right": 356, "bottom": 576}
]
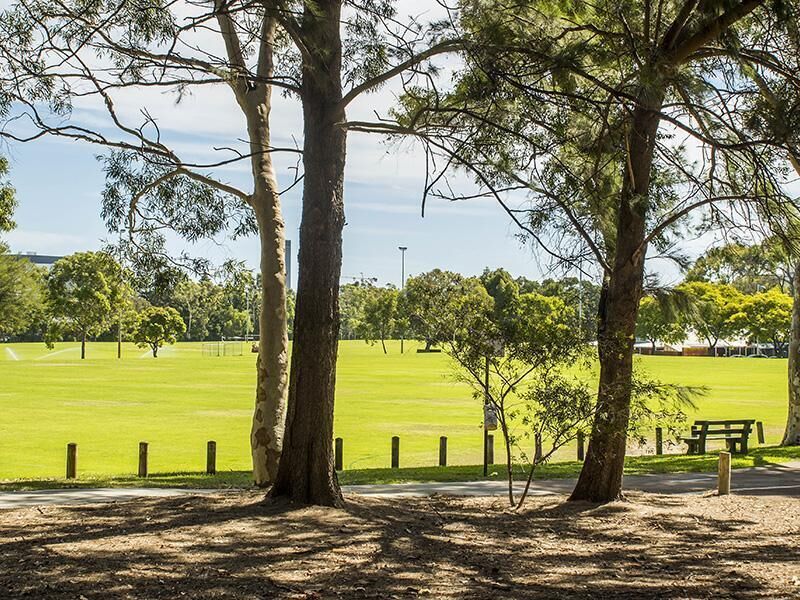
[
  {"left": 577, "top": 431, "right": 585, "bottom": 462},
  {"left": 66, "top": 443, "right": 77, "bottom": 479},
  {"left": 391, "top": 436, "right": 400, "bottom": 469},
  {"left": 439, "top": 436, "right": 447, "bottom": 467},
  {"left": 206, "top": 440, "right": 217, "bottom": 475},
  {"left": 486, "top": 434, "right": 494, "bottom": 465},
  {"left": 756, "top": 421, "right": 765, "bottom": 445},
  {"left": 335, "top": 437, "right": 343, "bottom": 471},
  {"left": 718, "top": 451, "right": 731, "bottom": 495},
  {"left": 138, "top": 442, "right": 149, "bottom": 478},
  {"left": 534, "top": 433, "right": 543, "bottom": 463},
  {"left": 655, "top": 427, "right": 663, "bottom": 456}
]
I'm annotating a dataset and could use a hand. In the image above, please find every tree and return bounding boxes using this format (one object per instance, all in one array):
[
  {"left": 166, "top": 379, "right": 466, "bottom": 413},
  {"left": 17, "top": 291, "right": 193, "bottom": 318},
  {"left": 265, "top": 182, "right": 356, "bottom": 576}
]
[
  {"left": 403, "top": 269, "right": 467, "bottom": 351},
  {"left": 426, "top": 273, "right": 592, "bottom": 506},
  {"left": 359, "top": 285, "right": 399, "bottom": 354},
  {"left": 678, "top": 282, "right": 743, "bottom": 354},
  {"left": 2, "top": 0, "right": 461, "bottom": 503},
  {"left": 729, "top": 289, "right": 793, "bottom": 355},
  {"left": 384, "top": 0, "right": 800, "bottom": 501},
  {"left": 0, "top": 254, "right": 45, "bottom": 337},
  {"left": 636, "top": 296, "right": 687, "bottom": 353},
  {"left": 0, "top": 159, "right": 46, "bottom": 337},
  {"left": 686, "top": 241, "right": 790, "bottom": 294},
  {"left": 133, "top": 306, "right": 186, "bottom": 358},
  {"left": 0, "top": 156, "right": 15, "bottom": 233},
  {"left": 46, "top": 252, "right": 130, "bottom": 359}
]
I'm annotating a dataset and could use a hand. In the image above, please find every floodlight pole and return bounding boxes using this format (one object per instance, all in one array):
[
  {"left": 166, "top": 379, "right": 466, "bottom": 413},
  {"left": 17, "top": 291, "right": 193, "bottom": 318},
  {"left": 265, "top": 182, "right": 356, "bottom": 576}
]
[{"left": 399, "top": 246, "right": 407, "bottom": 354}]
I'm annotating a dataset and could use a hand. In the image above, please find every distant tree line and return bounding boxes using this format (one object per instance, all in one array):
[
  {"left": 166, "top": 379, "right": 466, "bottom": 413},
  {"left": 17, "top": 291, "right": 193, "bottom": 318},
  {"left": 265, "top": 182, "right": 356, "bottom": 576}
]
[
  {"left": 637, "top": 240, "right": 795, "bottom": 357},
  {"left": 0, "top": 248, "right": 299, "bottom": 356},
  {"left": 339, "top": 268, "right": 601, "bottom": 350}
]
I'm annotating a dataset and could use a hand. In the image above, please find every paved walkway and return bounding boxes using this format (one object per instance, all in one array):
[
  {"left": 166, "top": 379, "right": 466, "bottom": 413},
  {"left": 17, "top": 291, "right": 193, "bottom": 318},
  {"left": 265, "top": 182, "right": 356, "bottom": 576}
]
[{"left": 1, "top": 462, "right": 798, "bottom": 510}]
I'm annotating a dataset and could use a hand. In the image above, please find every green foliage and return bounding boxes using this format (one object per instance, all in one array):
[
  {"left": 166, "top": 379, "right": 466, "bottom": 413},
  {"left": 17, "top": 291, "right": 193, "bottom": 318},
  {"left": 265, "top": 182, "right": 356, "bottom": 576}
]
[
  {"left": 0, "top": 157, "right": 16, "bottom": 234},
  {"left": 171, "top": 277, "right": 251, "bottom": 341},
  {"left": 45, "top": 252, "right": 132, "bottom": 352},
  {"left": 133, "top": 306, "right": 186, "bottom": 357},
  {"left": 636, "top": 295, "right": 687, "bottom": 350},
  {"left": 686, "top": 241, "right": 790, "bottom": 294},
  {"left": 729, "top": 289, "right": 793, "bottom": 354},
  {"left": 359, "top": 285, "right": 399, "bottom": 353},
  {"left": 403, "top": 269, "right": 470, "bottom": 350},
  {"left": 677, "top": 281, "right": 744, "bottom": 350},
  {"left": 0, "top": 251, "right": 46, "bottom": 336}
]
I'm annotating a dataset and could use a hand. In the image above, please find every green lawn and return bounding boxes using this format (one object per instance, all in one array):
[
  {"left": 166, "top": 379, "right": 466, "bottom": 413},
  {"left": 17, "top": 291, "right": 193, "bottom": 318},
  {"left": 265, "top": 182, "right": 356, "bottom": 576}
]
[{"left": 0, "top": 340, "right": 792, "bottom": 482}]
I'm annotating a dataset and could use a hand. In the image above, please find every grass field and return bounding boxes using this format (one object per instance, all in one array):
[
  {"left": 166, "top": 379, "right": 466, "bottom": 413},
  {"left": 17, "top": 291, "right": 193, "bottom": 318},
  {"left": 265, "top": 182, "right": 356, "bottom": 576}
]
[{"left": 0, "top": 339, "right": 792, "bottom": 481}]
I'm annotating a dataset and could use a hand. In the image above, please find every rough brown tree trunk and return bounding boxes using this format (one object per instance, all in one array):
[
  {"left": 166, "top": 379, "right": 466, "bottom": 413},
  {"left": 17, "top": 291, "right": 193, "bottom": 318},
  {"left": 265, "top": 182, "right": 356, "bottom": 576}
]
[
  {"left": 783, "top": 261, "right": 800, "bottom": 445},
  {"left": 81, "top": 331, "right": 86, "bottom": 360},
  {"left": 570, "top": 89, "right": 664, "bottom": 502},
  {"left": 152, "top": 344, "right": 158, "bottom": 358},
  {"left": 270, "top": 0, "right": 346, "bottom": 506}
]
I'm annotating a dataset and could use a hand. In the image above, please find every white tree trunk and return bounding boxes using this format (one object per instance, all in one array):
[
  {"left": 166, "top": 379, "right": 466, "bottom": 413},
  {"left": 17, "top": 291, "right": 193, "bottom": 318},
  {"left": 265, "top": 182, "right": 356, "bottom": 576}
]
[
  {"left": 783, "top": 261, "right": 800, "bottom": 445},
  {"left": 230, "top": 16, "right": 289, "bottom": 486}
]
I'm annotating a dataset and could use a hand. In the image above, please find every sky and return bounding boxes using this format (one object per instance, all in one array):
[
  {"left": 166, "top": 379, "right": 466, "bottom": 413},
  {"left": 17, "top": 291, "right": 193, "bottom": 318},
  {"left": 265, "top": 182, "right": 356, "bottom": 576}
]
[{"left": 1, "top": 1, "right": 720, "bottom": 290}]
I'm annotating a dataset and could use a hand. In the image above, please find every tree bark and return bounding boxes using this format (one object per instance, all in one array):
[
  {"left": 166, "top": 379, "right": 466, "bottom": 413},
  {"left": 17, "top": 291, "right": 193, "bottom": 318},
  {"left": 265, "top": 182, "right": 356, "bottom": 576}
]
[
  {"left": 783, "top": 261, "right": 800, "bottom": 445},
  {"left": 570, "top": 88, "right": 664, "bottom": 503},
  {"left": 270, "top": 0, "right": 346, "bottom": 506},
  {"left": 81, "top": 331, "right": 86, "bottom": 360}
]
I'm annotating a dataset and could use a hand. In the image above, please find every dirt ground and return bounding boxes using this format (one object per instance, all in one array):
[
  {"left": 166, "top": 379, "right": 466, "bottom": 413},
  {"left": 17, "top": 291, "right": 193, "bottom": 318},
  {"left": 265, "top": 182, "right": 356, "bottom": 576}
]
[{"left": 0, "top": 491, "right": 798, "bottom": 599}]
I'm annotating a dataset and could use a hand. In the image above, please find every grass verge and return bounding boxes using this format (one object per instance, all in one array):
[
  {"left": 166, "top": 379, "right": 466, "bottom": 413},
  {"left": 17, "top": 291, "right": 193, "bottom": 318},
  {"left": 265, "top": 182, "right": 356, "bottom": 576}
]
[{"left": 2, "top": 445, "right": 798, "bottom": 492}]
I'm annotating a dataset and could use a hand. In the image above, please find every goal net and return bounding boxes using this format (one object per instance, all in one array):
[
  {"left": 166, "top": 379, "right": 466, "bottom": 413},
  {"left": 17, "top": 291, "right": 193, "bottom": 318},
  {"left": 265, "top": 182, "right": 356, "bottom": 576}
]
[{"left": 202, "top": 341, "right": 244, "bottom": 357}]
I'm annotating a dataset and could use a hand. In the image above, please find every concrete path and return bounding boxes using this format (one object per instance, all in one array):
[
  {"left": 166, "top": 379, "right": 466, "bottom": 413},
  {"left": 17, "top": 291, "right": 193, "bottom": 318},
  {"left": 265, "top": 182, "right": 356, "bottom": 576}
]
[
  {"left": 1, "top": 462, "right": 798, "bottom": 510},
  {"left": 347, "top": 461, "right": 800, "bottom": 498}
]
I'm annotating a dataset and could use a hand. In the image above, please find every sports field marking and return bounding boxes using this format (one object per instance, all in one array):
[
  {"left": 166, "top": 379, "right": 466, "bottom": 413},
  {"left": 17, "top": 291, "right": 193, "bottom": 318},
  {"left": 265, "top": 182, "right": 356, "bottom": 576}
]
[{"left": 4, "top": 347, "right": 19, "bottom": 361}]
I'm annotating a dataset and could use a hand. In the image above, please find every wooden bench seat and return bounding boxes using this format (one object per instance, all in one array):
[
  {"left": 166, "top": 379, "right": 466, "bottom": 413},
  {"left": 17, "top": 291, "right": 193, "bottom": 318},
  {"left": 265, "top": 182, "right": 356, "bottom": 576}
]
[{"left": 681, "top": 420, "right": 755, "bottom": 455}]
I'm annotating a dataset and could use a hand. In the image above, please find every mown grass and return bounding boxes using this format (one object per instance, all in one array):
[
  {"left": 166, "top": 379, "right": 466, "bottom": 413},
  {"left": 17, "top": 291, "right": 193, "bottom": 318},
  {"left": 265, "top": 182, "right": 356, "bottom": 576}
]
[
  {"left": 2, "top": 445, "right": 798, "bottom": 491},
  {"left": 0, "top": 340, "right": 792, "bottom": 480}
]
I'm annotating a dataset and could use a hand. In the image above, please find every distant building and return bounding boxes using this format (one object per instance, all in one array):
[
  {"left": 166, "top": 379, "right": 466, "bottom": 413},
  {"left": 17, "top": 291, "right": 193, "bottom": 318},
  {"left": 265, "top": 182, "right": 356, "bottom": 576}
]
[{"left": 13, "top": 252, "right": 63, "bottom": 268}]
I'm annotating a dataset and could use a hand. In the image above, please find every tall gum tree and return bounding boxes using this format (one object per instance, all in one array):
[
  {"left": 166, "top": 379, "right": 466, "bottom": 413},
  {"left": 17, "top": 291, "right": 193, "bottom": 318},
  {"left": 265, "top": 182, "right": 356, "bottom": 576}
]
[
  {"left": 385, "top": 0, "right": 800, "bottom": 501},
  {"left": 0, "top": 0, "right": 463, "bottom": 504},
  {"left": 0, "top": 0, "right": 298, "bottom": 485}
]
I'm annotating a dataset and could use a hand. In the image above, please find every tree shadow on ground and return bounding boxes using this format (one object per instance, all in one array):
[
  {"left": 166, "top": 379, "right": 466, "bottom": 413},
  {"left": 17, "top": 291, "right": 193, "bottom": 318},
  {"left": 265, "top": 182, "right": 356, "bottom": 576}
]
[{"left": 0, "top": 490, "right": 796, "bottom": 599}]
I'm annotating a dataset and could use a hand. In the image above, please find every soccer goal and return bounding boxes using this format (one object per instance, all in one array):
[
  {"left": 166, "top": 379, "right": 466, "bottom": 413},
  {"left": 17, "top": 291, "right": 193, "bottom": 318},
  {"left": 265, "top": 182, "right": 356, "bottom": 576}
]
[{"left": 202, "top": 341, "right": 244, "bottom": 357}]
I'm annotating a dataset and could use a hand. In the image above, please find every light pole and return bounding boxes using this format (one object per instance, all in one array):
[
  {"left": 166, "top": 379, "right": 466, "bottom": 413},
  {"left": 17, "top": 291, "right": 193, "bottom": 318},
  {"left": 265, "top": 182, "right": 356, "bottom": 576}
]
[{"left": 399, "top": 246, "right": 407, "bottom": 354}]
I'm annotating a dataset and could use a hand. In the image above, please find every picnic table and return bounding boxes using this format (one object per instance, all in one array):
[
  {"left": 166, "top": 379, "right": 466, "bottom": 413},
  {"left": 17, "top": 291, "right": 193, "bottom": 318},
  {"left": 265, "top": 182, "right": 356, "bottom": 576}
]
[{"left": 681, "top": 419, "right": 756, "bottom": 455}]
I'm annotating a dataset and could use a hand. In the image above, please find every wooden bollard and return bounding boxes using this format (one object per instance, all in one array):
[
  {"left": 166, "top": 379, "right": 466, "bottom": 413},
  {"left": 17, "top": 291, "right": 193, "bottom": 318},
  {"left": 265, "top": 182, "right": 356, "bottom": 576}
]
[
  {"left": 391, "top": 436, "right": 400, "bottom": 469},
  {"left": 655, "top": 427, "right": 663, "bottom": 456},
  {"left": 66, "top": 443, "right": 77, "bottom": 479},
  {"left": 335, "top": 437, "right": 343, "bottom": 471},
  {"left": 718, "top": 451, "right": 731, "bottom": 495},
  {"left": 439, "top": 436, "right": 447, "bottom": 467},
  {"left": 577, "top": 431, "right": 585, "bottom": 461},
  {"left": 486, "top": 434, "right": 494, "bottom": 465},
  {"left": 756, "top": 422, "right": 765, "bottom": 445},
  {"left": 206, "top": 441, "right": 217, "bottom": 475},
  {"left": 534, "top": 433, "right": 543, "bottom": 463},
  {"left": 138, "top": 442, "right": 149, "bottom": 478}
]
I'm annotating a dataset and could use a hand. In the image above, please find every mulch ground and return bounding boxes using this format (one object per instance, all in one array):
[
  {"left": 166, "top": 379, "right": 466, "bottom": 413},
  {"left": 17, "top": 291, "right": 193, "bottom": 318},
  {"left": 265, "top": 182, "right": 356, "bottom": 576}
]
[{"left": 0, "top": 490, "right": 798, "bottom": 599}]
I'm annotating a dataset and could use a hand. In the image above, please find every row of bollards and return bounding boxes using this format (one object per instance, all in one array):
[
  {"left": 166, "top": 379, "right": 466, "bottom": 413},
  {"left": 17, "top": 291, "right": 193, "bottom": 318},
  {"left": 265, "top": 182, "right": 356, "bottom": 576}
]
[
  {"left": 65, "top": 440, "right": 217, "bottom": 479},
  {"left": 332, "top": 432, "right": 588, "bottom": 472}
]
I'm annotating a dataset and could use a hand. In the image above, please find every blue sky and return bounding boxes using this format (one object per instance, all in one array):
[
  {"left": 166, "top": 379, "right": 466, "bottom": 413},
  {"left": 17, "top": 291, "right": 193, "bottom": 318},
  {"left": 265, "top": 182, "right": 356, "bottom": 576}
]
[
  {"left": 2, "top": 62, "right": 577, "bottom": 290},
  {"left": 1, "top": 0, "right": 717, "bottom": 290}
]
